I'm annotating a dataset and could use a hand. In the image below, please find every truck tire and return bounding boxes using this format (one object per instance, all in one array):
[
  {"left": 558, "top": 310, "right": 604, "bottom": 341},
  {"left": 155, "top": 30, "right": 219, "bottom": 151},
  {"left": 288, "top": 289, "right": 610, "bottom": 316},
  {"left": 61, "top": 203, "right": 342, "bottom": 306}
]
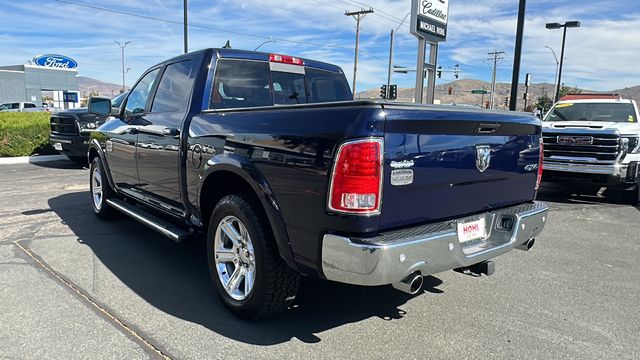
[
  {"left": 207, "top": 193, "right": 300, "bottom": 319},
  {"left": 89, "top": 157, "right": 117, "bottom": 220},
  {"left": 626, "top": 185, "right": 640, "bottom": 205}
]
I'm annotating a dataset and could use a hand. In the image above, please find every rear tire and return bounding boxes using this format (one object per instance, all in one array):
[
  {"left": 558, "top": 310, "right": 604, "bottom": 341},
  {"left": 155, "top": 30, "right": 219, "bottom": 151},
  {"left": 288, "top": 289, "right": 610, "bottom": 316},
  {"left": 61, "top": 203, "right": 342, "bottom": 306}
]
[
  {"left": 90, "top": 157, "right": 117, "bottom": 220},
  {"left": 207, "top": 193, "right": 300, "bottom": 319}
]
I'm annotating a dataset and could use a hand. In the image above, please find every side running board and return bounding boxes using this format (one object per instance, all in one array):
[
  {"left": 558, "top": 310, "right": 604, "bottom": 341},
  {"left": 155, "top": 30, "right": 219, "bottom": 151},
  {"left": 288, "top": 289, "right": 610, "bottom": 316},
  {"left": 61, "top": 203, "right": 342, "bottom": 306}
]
[{"left": 106, "top": 199, "right": 191, "bottom": 243}]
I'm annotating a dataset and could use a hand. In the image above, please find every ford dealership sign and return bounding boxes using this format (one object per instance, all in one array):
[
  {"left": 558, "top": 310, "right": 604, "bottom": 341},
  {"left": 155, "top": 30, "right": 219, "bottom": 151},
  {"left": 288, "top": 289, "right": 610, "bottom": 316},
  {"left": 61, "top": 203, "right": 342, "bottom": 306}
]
[{"left": 33, "top": 54, "right": 78, "bottom": 69}]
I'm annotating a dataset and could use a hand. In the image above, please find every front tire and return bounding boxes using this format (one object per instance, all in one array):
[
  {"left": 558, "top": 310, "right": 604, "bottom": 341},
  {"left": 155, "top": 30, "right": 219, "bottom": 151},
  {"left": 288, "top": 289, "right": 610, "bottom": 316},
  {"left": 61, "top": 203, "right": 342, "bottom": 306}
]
[
  {"left": 625, "top": 185, "right": 640, "bottom": 205},
  {"left": 90, "top": 157, "right": 117, "bottom": 220},
  {"left": 207, "top": 193, "right": 300, "bottom": 319}
]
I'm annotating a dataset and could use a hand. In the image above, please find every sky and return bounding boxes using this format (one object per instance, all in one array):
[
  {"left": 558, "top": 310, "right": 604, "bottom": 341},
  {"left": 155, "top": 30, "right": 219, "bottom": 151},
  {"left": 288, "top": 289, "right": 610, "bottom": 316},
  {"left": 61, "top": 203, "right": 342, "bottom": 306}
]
[{"left": 1, "top": 0, "right": 639, "bottom": 92}]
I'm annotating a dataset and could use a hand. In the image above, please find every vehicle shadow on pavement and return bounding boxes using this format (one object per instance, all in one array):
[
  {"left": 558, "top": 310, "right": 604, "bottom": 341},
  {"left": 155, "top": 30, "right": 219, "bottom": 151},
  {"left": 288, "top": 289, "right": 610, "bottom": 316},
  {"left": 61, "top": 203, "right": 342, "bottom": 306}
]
[
  {"left": 538, "top": 184, "right": 637, "bottom": 208},
  {"left": 47, "top": 192, "right": 444, "bottom": 345},
  {"left": 32, "top": 159, "right": 87, "bottom": 170}
]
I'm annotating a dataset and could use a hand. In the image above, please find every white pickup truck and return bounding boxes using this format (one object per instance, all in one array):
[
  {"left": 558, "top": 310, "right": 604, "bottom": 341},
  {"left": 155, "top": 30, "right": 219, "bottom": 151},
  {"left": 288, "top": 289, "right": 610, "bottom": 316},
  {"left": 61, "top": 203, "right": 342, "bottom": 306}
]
[
  {"left": 542, "top": 98, "right": 640, "bottom": 203},
  {"left": 0, "top": 102, "right": 46, "bottom": 112}
]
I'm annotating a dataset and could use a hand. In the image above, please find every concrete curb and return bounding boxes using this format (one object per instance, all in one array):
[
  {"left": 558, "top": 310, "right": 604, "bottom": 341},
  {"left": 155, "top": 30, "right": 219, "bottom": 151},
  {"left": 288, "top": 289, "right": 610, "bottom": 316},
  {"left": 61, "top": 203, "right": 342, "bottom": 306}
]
[{"left": 0, "top": 155, "right": 68, "bottom": 165}]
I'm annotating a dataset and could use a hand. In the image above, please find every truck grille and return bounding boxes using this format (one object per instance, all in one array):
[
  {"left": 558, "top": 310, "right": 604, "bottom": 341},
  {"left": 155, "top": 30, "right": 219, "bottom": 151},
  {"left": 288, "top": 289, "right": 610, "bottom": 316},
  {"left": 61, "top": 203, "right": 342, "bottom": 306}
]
[
  {"left": 543, "top": 132, "right": 621, "bottom": 164},
  {"left": 50, "top": 116, "right": 78, "bottom": 136}
]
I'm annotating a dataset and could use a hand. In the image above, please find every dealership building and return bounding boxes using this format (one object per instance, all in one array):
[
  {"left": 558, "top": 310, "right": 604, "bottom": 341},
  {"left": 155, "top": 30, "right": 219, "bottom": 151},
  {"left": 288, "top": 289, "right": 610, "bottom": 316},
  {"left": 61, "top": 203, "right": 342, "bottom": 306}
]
[{"left": 0, "top": 54, "right": 80, "bottom": 109}]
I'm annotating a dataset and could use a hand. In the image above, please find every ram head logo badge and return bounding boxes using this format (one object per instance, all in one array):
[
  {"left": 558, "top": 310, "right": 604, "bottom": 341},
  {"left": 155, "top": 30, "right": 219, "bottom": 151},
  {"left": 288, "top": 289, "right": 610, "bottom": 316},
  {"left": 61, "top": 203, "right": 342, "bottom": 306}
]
[{"left": 475, "top": 145, "right": 491, "bottom": 173}]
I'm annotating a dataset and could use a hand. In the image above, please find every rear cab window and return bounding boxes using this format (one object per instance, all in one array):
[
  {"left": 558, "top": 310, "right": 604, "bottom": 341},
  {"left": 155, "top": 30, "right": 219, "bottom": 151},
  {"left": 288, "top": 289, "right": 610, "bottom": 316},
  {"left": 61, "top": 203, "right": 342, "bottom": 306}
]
[{"left": 209, "top": 58, "right": 351, "bottom": 110}]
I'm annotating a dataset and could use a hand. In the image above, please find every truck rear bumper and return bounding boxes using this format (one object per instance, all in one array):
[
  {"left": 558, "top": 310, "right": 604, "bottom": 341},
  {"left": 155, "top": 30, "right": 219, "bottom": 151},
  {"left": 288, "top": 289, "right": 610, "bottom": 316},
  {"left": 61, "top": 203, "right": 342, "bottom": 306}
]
[{"left": 321, "top": 202, "right": 548, "bottom": 286}]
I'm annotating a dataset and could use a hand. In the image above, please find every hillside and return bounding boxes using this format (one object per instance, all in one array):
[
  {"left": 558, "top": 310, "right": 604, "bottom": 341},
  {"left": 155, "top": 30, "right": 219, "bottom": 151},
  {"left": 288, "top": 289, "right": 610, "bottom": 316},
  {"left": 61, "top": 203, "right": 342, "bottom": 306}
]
[
  {"left": 358, "top": 80, "right": 640, "bottom": 110},
  {"left": 77, "top": 76, "right": 123, "bottom": 98}
]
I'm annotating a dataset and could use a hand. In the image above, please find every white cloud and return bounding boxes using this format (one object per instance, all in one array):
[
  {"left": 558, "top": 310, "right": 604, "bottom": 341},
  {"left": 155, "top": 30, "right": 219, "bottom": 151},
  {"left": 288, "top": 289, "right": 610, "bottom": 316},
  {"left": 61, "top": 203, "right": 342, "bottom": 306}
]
[{"left": 0, "top": 0, "right": 638, "bottom": 91}]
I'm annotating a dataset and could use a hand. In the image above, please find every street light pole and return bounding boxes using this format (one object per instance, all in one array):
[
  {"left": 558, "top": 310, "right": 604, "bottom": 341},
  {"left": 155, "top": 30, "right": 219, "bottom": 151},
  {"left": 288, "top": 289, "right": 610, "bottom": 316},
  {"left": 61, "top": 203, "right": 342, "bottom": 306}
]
[
  {"left": 545, "top": 46, "right": 560, "bottom": 102},
  {"left": 387, "top": 12, "right": 411, "bottom": 95},
  {"left": 345, "top": 8, "right": 374, "bottom": 98},
  {"left": 183, "top": 0, "right": 188, "bottom": 54},
  {"left": 115, "top": 41, "right": 131, "bottom": 93},
  {"left": 546, "top": 21, "right": 581, "bottom": 102}
]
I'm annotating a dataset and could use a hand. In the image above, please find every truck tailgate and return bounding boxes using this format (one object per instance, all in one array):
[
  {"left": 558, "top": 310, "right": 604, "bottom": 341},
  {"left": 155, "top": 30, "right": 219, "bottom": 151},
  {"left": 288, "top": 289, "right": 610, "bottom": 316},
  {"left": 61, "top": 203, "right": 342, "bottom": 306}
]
[{"left": 380, "top": 105, "right": 541, "bottom": 230}]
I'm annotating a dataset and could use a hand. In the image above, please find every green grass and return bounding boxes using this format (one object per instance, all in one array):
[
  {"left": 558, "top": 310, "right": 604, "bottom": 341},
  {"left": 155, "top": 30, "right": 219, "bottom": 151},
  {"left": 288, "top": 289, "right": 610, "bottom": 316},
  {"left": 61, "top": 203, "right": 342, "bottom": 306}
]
[{"left": 0, "top": 112, "right": 57, "bottom": 157}]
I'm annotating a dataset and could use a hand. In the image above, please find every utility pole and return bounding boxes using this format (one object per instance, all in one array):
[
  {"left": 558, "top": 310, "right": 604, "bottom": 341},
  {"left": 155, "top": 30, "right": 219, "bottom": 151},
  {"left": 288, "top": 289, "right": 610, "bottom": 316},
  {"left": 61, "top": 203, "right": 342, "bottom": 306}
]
[
  {"left": 345, "top": 8, "right": 374, "bottom": 98},
  {"left": 487, "top": 51, "right": 505, "bottom": 109},
  {"left": 115, "top": 41, "right": 131, "bottom": 93},
  {"left": 183, "top": 0, "right": 188, "bottom": 53}
]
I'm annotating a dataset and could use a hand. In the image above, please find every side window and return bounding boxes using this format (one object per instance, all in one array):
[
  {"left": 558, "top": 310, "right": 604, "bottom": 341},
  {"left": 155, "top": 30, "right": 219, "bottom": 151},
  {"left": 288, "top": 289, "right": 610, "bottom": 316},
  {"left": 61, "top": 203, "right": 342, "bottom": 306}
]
[
  {"left": 125, "top": 69, "right": 160, "bottom": 115},
  {"left": 210, "top": 60, "right": 272, "bottom": 109},
  {"left": 25, "top": 103, "right": 36, "bottom": 108},
  {"left": 152, "top": 60, "right": 195, "bottom": 113},
  {"left": 272, "top": 72, "right": 307, "bottom": 105},
  {"left": 11, "top": 103, "right": 19, "bottom": 109},
  {"left": 306, "top": 68, "right": 351, "bottom": 103}
]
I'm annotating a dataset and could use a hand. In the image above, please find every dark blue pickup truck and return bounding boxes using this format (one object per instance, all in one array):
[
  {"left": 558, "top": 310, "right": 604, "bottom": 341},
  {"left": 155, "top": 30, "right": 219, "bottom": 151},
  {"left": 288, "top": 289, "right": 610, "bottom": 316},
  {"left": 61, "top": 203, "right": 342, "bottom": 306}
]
[{"left": 87, "top": 48, "right": 548, "bottom": 319}]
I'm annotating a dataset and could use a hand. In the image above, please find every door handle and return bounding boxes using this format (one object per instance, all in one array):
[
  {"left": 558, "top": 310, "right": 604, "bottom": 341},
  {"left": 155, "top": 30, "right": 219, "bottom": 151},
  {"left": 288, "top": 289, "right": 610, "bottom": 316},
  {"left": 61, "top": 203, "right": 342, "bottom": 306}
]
[
  {"left": 475, "top": 123, "right": 502, "bottom": 134},
  {"left": 163, "top": 128, "right": 180, "bottom": 136}
]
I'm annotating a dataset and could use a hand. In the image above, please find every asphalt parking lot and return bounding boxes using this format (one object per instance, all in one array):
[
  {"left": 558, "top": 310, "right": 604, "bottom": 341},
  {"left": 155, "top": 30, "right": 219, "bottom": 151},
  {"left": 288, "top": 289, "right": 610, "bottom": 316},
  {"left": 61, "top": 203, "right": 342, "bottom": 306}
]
[{"left": 1, "top": 160, "right": 639, "bottom": 360}]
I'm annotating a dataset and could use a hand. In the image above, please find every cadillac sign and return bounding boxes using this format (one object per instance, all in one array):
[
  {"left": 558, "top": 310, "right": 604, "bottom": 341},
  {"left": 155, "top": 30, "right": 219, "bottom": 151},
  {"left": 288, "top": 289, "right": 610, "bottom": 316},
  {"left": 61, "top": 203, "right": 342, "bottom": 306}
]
[
  {"left": 411, "top": 0, "right": 450, "bottom": 42},
  {"left": 33, "top": 54, "right": 78, "bottom": 69}
]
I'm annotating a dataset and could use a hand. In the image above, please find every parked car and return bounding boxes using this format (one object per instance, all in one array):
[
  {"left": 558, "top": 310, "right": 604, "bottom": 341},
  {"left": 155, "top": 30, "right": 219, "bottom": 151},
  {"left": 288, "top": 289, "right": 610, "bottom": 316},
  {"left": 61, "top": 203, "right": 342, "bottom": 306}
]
[
  {"left": 542, "top": 97, "right": 640, "bottom": 203},
  {"left": 49, "top": 92, "right": 127, "bottom": 164},
  {"left": 86, "top": 48, "right": 548, "bottom": 319},
  {"left": 0, "top": 101, "right": 46, "bottom": 112}
]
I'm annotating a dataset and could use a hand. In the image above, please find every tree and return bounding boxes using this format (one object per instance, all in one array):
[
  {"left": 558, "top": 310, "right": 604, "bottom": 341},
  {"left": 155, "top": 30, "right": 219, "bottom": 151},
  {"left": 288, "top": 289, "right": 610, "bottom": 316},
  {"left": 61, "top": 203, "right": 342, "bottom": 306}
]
[
  {"left": 559, "top": 85, "right": 583, "bottom": 99},
  {"left": 535, "top": 95, "right": 554, "bottom": 112}
]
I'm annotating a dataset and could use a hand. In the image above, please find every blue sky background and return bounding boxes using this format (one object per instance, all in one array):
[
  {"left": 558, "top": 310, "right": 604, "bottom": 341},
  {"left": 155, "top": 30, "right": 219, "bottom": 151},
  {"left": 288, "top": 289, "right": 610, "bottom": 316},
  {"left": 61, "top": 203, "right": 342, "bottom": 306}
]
[{"left": 1, "top": 0, "right": 639, "bottom": 92}]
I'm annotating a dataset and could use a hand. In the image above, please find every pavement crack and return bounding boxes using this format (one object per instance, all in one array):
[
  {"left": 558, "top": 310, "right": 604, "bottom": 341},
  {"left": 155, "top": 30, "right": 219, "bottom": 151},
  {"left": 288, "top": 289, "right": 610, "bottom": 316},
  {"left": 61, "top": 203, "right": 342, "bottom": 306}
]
[{"left": 13, "top": 240, "right": 174, "bottom": 360}]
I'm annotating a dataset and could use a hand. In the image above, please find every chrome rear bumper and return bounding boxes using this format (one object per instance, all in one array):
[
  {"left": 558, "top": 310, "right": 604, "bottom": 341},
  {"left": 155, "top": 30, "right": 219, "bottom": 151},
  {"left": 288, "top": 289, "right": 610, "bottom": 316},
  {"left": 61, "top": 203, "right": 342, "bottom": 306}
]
[{"left": 321, "top": 202, "right": 548, "bottom": 286}]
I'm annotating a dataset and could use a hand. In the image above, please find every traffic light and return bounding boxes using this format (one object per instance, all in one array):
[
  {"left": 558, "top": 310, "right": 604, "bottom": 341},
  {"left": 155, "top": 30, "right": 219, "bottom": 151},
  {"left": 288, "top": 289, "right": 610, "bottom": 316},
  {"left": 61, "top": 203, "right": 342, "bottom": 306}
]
[
  {"left": 454, "top": 64, "right": 460, "bottom": 79},
  {"left": 504, "top": 97, "right": 510, "bottom": 106},
  {"left": 437, "top": 66, "right": 442, "bottom": 79},
  {"left": 389, "top": 85, "right": 398, "bottom": 100},
  {"left": 380, "top": 85, "right": 387, "bottom": 99}
]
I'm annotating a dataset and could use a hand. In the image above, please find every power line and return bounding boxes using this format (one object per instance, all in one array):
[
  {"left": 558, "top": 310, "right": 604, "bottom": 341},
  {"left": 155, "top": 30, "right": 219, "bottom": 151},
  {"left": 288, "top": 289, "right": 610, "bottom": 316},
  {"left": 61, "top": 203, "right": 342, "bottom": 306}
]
[
  {"left": 340, "top": 0, "right": 405, "bottom": 23},
  {"left": 53, "top": 0, "right": 386, "bottom": 58}
]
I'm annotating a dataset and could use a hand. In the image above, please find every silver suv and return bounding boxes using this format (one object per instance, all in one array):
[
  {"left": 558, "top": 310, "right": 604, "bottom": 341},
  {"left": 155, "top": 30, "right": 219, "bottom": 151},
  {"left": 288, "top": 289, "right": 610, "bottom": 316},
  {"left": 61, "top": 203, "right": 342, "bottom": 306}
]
[{"left": 542, "top": 98, "right": 640, "bottom": 204}]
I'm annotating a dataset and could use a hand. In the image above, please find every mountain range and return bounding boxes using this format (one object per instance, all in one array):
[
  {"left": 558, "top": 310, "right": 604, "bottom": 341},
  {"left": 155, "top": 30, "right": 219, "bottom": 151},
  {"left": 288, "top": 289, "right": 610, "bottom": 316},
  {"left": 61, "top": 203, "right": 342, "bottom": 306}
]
[{"left": 78, "top": 76, "right": 640, "bottom": 109}]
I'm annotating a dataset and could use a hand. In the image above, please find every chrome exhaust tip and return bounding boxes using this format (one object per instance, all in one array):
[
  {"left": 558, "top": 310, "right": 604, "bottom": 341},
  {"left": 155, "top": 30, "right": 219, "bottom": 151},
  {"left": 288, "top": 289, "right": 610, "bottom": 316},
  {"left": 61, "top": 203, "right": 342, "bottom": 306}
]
[
  {"left": 516, "top": 238, "right": 536, "bottom": 251},
  {"left": 392, "top": 272, "right": 424, "bottom": 295}
]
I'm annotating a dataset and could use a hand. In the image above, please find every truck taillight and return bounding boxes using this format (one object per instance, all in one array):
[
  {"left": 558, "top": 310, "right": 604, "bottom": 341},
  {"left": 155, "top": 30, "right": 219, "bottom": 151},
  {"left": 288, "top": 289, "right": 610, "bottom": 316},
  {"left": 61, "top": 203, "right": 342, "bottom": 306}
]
[
  {"left": 269, "top": 53, "right": 304, "bottom": 66},
  {"left": 536, "top": 137, "right": 544, "bottom": 190},
  {"left": 328, "top": 138, "right": 383, "bottom": 215}
]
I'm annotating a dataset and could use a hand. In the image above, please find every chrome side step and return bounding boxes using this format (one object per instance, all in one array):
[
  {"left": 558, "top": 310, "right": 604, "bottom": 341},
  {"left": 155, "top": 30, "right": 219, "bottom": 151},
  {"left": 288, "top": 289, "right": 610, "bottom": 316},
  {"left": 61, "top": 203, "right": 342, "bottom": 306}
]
[{"left": 106, "top": 199, "right": 191, "bottom": 243}]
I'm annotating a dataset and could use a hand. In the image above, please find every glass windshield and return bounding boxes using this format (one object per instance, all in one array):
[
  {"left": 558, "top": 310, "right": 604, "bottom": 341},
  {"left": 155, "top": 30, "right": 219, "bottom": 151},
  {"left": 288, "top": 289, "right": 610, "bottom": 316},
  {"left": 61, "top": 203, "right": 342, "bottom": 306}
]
[
  {"left": 545, "top": 102, "right": 637, "bottom": 123},
  {"left": 111, "top": 92, "right": 128, "bottom": 108}
]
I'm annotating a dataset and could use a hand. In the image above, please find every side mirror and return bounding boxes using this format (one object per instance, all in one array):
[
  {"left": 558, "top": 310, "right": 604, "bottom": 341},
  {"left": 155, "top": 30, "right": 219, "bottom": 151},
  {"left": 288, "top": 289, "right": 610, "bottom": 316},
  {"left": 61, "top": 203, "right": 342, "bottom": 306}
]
[{"left": 88, "top": 97, "right": 116, "bottom": 117}]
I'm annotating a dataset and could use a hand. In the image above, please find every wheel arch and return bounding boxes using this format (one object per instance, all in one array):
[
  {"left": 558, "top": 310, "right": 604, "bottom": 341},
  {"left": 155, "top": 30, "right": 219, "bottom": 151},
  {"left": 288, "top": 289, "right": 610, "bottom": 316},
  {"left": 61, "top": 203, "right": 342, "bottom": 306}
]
[
  {"left": 199, "top": 156, "right": 298, "bottom": 272},
  {"left": 88, "top": 139, "right": 116, "bottom": 190}
]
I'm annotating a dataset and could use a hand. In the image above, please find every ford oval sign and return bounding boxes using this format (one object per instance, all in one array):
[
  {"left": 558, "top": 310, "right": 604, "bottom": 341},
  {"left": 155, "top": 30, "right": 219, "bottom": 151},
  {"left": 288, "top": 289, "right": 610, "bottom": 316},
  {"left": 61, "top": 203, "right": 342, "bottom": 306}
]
[{"left": 33, "top": 54, "right": 78, "bottom": 69}]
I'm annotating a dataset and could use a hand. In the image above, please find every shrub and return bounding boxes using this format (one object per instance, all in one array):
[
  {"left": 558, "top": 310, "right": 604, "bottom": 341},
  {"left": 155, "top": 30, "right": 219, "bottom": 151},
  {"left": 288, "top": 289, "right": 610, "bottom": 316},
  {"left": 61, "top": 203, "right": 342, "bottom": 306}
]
[{"left": 0, "top": 112, "right": 57, "bottom": 157}]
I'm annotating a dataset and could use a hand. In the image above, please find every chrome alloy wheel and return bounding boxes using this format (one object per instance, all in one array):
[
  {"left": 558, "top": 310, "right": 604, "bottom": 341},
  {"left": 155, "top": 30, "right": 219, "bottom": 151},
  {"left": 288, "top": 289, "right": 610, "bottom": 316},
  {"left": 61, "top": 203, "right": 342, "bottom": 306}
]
[
  {"left": 91, "top": 165, "right": 103, "bottom": 210},
  {"left": 214, "top": 216, "right": 256, "bottom": 301}
]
